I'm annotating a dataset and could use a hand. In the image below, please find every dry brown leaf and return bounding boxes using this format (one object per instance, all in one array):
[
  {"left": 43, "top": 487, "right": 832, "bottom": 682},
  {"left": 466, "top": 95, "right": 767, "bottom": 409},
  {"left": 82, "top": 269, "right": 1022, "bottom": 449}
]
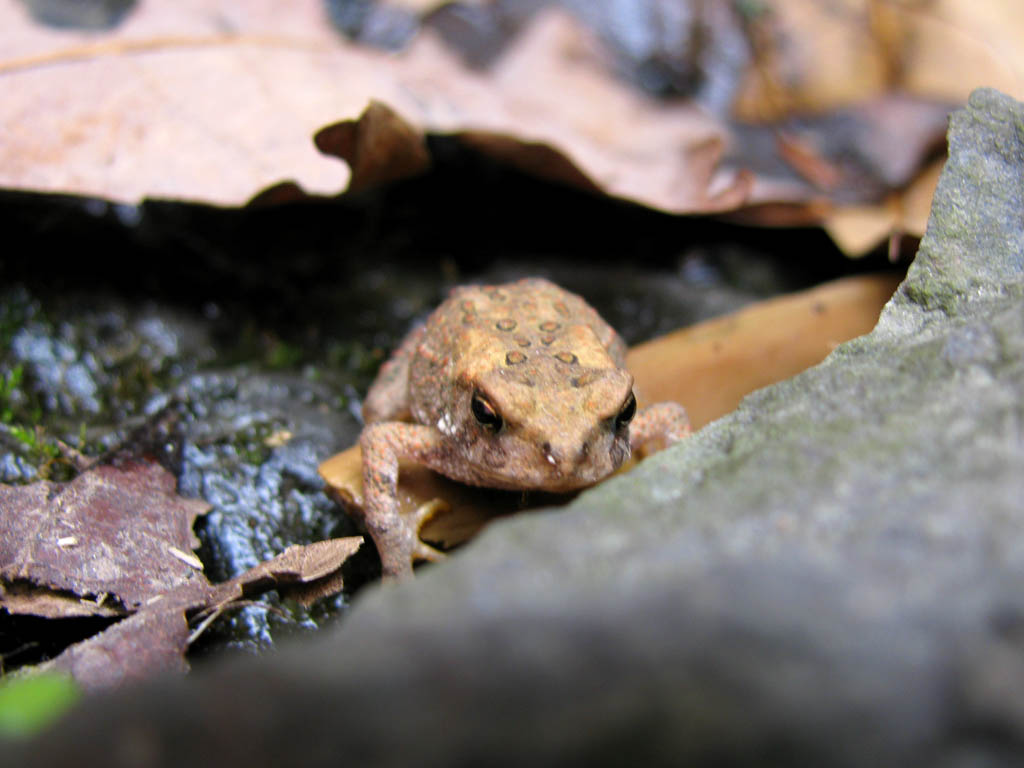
[
  {"left": 722, "top": 0, "right": 1022, "bottom": 250},
  {"left": 205, "top": 537, "right": 364, "bottom": 606},
  {"left": 0, "top": 582, "right": 124, "bottom": 619},
  {"left": 895, "top": 0, "right": 1024, "bottom": 103},
  {"left": 294, "top": 8, "right": 947, "bottom": 223},
  {"left": 731, "top": 94, "right": 951, "bottom": 206},
  {"left": 320, "top": 272, "right": 900, "bottom": 550},
  {"left": 822, "top": 205, "right": 901, "bottom": 260},
  {"left": 0, "top": 460, "right": 210, "bottom": 616},
  {"left": 733, "top": 0, "right": 1024, "bottom": 121},
  {"left": 734, "top": 0, "right": 893, "bottom": 122},
  {"left": 728, "top": 93, "right": 949, "bottom": 251},
  {"left": 239, "top": 538, "right": 363, "bottom": 608}
]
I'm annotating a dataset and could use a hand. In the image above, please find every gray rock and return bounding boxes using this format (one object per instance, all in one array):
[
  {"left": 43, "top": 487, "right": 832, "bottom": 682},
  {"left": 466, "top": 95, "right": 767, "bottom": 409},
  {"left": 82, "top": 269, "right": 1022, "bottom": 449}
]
[{"left": 11, "top": 87, "right": 1024, "bottom": 767}]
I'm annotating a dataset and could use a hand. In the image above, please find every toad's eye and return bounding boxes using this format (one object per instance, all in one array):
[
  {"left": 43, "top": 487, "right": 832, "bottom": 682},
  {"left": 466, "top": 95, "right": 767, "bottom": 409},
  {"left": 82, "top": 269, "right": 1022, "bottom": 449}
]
[
  {"left": 615, "top": 392, "right": 637, "bottom": 431},
  {"left": 471, "top": 391, "right": 503, "bottom": 432}
]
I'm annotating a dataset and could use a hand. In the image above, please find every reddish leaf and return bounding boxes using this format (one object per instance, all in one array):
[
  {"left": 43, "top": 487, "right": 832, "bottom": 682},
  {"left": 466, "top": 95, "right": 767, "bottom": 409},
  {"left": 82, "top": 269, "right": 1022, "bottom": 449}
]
[
  {"left": 48, "top": 584, "right": 207, "bottom": 690},
  {"left": 0, "top": 460, "right": 209, "bottom": 614},
  {"left": 48, "top": 536, "right": 364, "bottom": 692},
  {"left": 0, "top": 457, "right": 363, "bottom": 688},
  {"left": 46, "top": 537, "right": 362, "bottom": 690}
]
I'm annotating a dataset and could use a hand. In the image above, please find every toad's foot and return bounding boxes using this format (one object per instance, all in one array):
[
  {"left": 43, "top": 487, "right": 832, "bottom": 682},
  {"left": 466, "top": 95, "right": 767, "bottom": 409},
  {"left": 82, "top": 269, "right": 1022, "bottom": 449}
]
[
  {"left": 369, "top": 500, "right": 446, "bottom": 581},
  {"left": 410, "top": 498, "right": 448, "bottom": 565},
  {"left": 630, "top": 402, "right": 690, "bottom": 457},
  {"left": 360, "top": 501, "right": 444, "bottom": 581}
]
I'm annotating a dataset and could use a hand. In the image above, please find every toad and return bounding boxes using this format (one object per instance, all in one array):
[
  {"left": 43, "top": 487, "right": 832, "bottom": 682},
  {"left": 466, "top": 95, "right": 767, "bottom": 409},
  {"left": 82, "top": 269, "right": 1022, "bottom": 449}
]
[{"left": 360, "top": 277, "right": 690, "bottom": 579}]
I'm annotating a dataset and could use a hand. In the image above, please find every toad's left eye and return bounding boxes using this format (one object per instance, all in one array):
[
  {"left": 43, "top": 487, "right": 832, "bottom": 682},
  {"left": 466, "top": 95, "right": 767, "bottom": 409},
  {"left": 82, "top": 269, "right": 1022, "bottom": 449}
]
[{"left": 615, "top": 392, "right": 636, "bottom": 431}]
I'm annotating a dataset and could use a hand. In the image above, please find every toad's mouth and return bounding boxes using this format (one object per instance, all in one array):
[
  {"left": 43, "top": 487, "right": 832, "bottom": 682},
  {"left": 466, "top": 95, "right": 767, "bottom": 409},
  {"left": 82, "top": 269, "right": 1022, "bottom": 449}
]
[
  {"left": 482, "top": 472, "right": 605, "bottom": 494},
  {"left": 477, "top": 453, "right": 626, "bottom": 494}
]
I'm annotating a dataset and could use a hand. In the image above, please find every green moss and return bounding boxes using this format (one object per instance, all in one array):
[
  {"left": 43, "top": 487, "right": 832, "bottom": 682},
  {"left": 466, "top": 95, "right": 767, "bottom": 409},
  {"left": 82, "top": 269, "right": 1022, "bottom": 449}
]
[
  {"left": 0, "top": 365, "right": 23, "bottom": 423},
  {"left": 0, "top": 423, "right": 79, "bottom": 482},
  {"left": 229, "top": 419, "right": 285, "bottom": 466},
  {"left": 733, "top": 0, "right": 770, "bottom": 20},
  {"left": 265, "top": 340, "right": 305, "bottom": 370},
  {"left": 0, "top": 672, "right": 80, "bottom": 738},
  {"left": 324, "top": 339, "right": 384, "bottom": 395}
]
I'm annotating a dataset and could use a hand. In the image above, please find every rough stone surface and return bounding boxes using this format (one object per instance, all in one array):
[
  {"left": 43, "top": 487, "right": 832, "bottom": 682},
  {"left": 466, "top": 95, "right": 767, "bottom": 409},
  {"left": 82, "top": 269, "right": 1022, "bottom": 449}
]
[{"left": 9, "top": 88, "right": 1024, "bottom": 767}]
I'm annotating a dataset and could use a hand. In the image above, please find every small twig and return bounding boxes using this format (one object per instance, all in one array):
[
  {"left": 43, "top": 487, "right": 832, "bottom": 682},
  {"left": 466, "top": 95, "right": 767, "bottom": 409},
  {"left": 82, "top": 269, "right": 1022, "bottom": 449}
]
[
  {"left": 0, "top": 640, "right": 41, "bottom": 670},
  {"left": 53, "top": 438, "right": 93, "bottom": 472},
  {"left": 186, "top": 599, "right": 284, "bottom": 647},
  {"left": 186, "top": 603, "right": 230, "bottom": 647}
]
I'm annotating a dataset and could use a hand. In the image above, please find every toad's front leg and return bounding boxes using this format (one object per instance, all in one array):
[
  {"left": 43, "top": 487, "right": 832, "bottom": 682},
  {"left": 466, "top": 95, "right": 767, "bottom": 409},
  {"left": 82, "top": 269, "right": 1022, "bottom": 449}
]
[{"left": 359, "top": 422, "right": 449, "bottom": 580}]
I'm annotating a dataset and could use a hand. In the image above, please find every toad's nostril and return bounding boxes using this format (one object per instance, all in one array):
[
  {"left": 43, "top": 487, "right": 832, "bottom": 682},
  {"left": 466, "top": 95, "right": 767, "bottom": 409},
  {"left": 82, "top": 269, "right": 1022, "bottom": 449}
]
[{"left": 542, "top": 442, "right": 561, "bottom": 468}]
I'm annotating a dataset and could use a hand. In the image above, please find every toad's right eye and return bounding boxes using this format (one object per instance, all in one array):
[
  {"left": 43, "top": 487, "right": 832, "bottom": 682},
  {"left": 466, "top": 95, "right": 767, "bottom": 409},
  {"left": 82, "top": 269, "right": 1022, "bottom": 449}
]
[{"left": 471, "top": 391, "right": 503, "bottom": 432}]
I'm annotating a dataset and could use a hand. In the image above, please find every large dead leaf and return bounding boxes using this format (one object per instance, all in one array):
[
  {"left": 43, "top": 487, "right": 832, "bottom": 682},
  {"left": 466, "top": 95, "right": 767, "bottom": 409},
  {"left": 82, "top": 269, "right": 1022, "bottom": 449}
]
[
  {"left": 0, "top": 1, "right": 742, "bottom": 212},
  {"left": 321, "top": 272, "right": 900, "bottom": 551},
  {"left": 0, "top": 0, "right": 984, "bottom": 226}
]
